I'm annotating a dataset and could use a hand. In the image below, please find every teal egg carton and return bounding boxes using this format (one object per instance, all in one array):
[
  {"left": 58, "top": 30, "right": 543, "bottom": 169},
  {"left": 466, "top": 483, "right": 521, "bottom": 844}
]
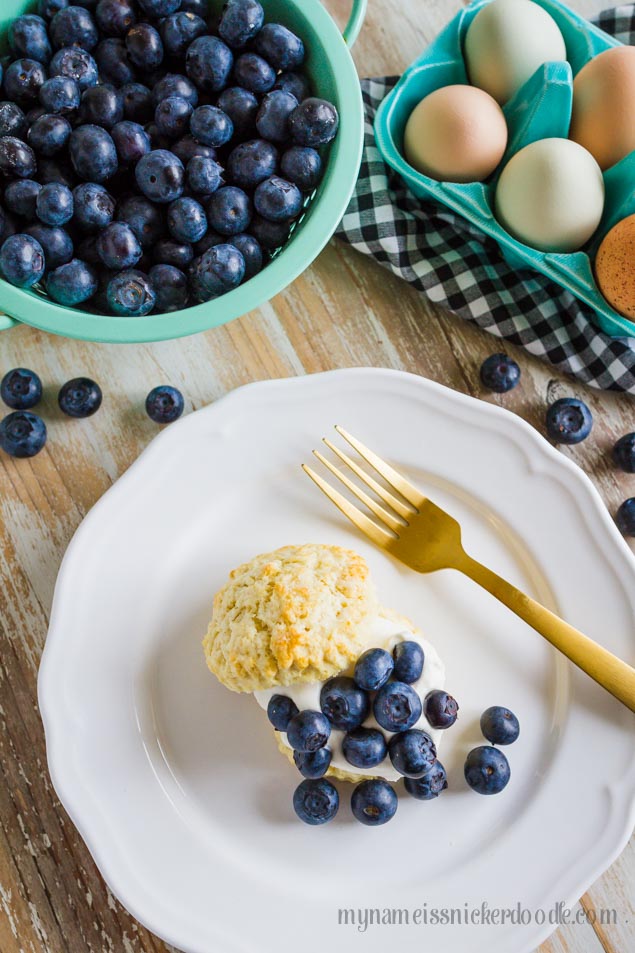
[{"left": 374, "top": 0, "right": 635, "bottom": 339}]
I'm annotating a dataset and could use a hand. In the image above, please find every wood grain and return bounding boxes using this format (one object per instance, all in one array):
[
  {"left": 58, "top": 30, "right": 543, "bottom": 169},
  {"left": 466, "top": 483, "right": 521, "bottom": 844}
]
[{"left": 0, "top": 1, "right": 633, "bottom": 951}]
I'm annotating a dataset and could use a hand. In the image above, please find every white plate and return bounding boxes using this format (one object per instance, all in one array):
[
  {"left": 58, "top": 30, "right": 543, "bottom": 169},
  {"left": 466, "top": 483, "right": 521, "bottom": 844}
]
[{"left": 38, "top": 368, "right": 635, "bottom": 953}]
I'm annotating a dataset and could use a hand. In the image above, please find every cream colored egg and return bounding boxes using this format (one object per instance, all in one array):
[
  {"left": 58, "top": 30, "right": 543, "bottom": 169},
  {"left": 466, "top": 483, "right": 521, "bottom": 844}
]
[
  {"left": 403, "top": 85, "right": 508, "bottom": 182},
  {"left": 495, "top": 138, "right": 605, "bottom": 252},
  {"left": 570, "top": 46, "right": 635, "bottom": 171},
  {"left": 465, "top": 0, "right": 567, "bottom": 104}
]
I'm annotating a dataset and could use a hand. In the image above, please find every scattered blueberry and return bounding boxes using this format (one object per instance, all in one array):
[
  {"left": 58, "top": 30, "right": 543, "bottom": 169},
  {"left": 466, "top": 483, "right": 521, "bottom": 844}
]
[
  {"left": 616, "top": 498, "right": 635, "bottom": 537},
  {"left": 289, "top": 97, "right": 339, "bottom": 147},
  {"left": 320, "top": 676, "right": 369, "bottom": 730},
  {"left": 480, "top": 706, "right": 520, "bottom": 745},
  {"left": 373, "top": 681, "right": 422, "bottom": 732},
  {"left": 354, "top": 647, "right": 394, "bottom": 692},
  {"left": 107, "top": 268, "right": 156, "bottom": 315},
  {"left": 546, "top": 397, "right": 593, "bottom": 445},
  {"left": 464, "top": 745, "right": 511, "bottom": 795},
  {"left": 145, "top": 384, "right": 184, "bottom": 423},
  {"left": 388, "top": 728, "right": 436, "bottom": 778},
  {"left": 286, "top": 709, "right": 331, "bottom": 752},
  {"left": 342, "top": 727, "right": 387, "bottom": 768},
  {"left": 293, "top": 747, "right": 332, "bottom": 780},
  {"left": 613, "top": 433, "right": 635, "bottom": 473},
  {"left": 480, "top": 353, "right": 521, "bottom": 393},
  {"left": 0, "top": 411, "right": 47, "bottom": 458},
  {"left": 293, "top": 778, "right": 339, "bottom": 825},
  {"left": 424, "top": 690, "right": 459, "bottom": 729},
  {"left": 404, "top": 761, "right": 448, "bottom": 800},
  {"left": 280, "top": 146, "right": 322, "bottom": 191},
  {"left": 0, "top": 233, "right": 45, "bottom": 287},
  {"left": 1, "top": 369, "right": 43, "bottom": 410},
  {"left": 351, "top": 779, "right": 398, "bottom": 826},
  {"left": 255, "top": 22, "right": 304, "bottom": 71},
  {"left": 58, "top": 377, "right": 102, "bottom": 417},
  {"left": 148, "top": 264, "right": 188, "bottom": 313},
  {"left": 392, "top": 641, "right": 424, "bottom": 684},
  {"left": 266, "top": 693, "right": 299, "bottom": 731}
]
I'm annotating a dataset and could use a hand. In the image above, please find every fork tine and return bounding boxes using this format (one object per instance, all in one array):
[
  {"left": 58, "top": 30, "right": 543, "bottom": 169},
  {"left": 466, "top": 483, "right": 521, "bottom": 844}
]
[
  {"left": 312, "top": 450, "right": 403, "bottom": 534},
  {"left": 335, "top": 426, "right": 424, "bottom": 508},
  {"left": 302, "top": 465, "right": 394, "bottom": 547},
  {"left": 322, "top": 438, "right": 414, "bottom": 520}
]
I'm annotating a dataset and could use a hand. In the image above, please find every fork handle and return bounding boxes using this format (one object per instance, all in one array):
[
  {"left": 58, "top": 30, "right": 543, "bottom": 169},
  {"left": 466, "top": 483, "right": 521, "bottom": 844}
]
[{"left": 457, "top": 553, "right": 635, "bottom": 713}]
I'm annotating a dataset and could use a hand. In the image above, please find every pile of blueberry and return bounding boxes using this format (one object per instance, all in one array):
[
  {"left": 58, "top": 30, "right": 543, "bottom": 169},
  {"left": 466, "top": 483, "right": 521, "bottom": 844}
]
[
  {"left": 267, "top": 640, "right": 460, "bottom": 826},
  {"left": 463, "top": 705, "right": 520, "bottom": 796},
  {"left": 0, "top": 365, "right": 183, "bottom": 456},
  {"left": 480, "top": 353, "right": 635, "bottom": 538},
  {"left": 0, "top": 0, "right": 339, "bottom": 316}
]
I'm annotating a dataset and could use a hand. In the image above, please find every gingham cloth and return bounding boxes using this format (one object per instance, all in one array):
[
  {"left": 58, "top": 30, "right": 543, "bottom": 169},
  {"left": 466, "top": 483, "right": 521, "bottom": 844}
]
[{"left": 335, "top": 6, "right": 635, "bottom": 394}]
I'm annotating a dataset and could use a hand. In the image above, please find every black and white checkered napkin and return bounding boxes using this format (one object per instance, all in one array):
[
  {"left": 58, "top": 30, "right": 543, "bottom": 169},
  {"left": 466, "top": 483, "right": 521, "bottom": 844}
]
[{"left": 335, "top": 6, "right": 635, "bottom": 395}]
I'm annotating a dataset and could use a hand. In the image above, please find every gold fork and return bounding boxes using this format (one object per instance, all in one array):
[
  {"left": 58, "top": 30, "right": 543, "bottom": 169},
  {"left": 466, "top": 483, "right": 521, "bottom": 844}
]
[{"left": 303, "top": 426, "right": 635, "bottom": 714}]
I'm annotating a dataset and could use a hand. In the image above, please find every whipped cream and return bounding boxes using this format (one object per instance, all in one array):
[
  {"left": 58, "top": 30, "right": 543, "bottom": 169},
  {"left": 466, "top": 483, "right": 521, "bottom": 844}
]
[{"left": 254, "top": 615, "right": 446, "bottom": 782}]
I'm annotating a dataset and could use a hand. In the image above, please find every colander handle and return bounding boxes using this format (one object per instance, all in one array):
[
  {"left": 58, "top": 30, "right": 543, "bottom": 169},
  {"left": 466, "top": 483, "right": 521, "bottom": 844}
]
[
  {"left": 342, "top": 0, "right": 368, "bottom": 47},
  {"left": 0, "top": 313, "right": 17, "bottom": 332}
]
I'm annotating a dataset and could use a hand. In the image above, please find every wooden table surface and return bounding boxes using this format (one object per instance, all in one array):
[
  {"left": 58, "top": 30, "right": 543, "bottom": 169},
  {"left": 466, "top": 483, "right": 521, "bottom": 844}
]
[{"left": 1, "top": 1, "right": 634, "bottom": 951}]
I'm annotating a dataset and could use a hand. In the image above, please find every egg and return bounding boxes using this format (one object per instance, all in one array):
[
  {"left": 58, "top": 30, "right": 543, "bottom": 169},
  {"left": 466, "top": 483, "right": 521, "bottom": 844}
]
[
  {"left": 595, "top": 214, "right": 635, "bottom": 318},
  {"left": 403, "top": 85, "right": 508, "bottom": 182},
  {"left": 570, "top": 46, "right": 635, "bottom": 171},
  {"left": 464, "top": 0, "right": 567, "bottom": 104},
  {"left": 494, "top": 138, "right": 604, "bottom": 252}
]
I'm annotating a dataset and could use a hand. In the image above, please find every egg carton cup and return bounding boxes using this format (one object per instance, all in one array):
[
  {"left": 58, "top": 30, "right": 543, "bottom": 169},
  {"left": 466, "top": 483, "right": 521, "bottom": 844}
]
[{"left": 374, "top": 0, "right": 635, "bottom": 339}]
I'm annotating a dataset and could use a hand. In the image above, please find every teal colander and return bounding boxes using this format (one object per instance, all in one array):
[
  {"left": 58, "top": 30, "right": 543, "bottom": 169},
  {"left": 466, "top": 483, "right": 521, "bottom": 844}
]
[{"left": 0, "top": 0, "right": 367, "bottom": 342}]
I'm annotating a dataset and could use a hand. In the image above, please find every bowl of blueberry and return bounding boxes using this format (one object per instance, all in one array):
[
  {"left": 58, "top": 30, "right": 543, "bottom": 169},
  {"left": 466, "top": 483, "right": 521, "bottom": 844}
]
[{"left": 0, "top": 0, "right": 366, "bottom": 342}]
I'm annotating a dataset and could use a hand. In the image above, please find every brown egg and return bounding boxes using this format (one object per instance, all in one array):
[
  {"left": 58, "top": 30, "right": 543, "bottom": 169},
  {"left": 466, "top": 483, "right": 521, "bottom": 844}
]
[
  {"left": 595, "top": 214, "right": 635, "bottom": 318},
  {"left": 570, "top": 46, "right": 635, "bottom": 171}
]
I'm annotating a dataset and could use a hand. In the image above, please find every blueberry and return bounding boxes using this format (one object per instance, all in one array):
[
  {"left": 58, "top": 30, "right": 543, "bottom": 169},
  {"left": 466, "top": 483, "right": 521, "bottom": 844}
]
[
  {"left": 480, "top": 706, "right": 520, "bottom": 745},
  {"left": 50, "top": 46, "right": 99, "bottom": 90},
  {"left": 256, "top": 22, "right": 305, "bottom": 70},
  {"left": 154, "top": 239, "right": 193, "bottom": 269},
  {"left": 392, "top": 641, "right": 424, "bottom": 684},
  {"left": 0, "top": 234, "right": 45, "bottom": 287},
  {"left": 69, "top": 125, "right": 118, "bottom": 182},
  {"left": 0, "top": 138, "right": 36, "bottom": 180},
  {"left": 138, "top": 0, "right": 181, "bottom": 14},
  {"left": 171, "top": 134, "right": 215, "bottom": 165},
  {"left": 145, "top": 384, "right": 184, "bottom": 423},
  {"left": 351, "top": 779, "right": 397, "bottom": 826},
  {"left": 186, "top": 35, "right": 233, "bottom": 93},
  {"left": 479, "top": 352, "right": 521, "bottom": 392},
  {"left": 293, "top": 747, "right": 332, "bottom": 780},
  {"left": 1, "top": 369, "right": 43, "bottom": 410},
  {"left": 39, "top": 75, "right": 80, "bottom": 114},
  {"left": 165, "top": 197, "right": 205, "bottom": 245},
  {"left": 286, "top": 710, "right": 331, "bottom": 752},
  {"left": 320, "top": 676, "right": 369, "bottom": 730},
  {"left": 135, "top": 149, "right": 184, "bottom": 203},
  {"left": 187, "top": 155, "right": 223, "bottom": 196},
  {"left": 94, "top": 37, "right": 135, "bottom": 86},
  {"left": 26, "top": 106, "right": 47, "bottom": 126},
  {"left": 230, "top": 233, "right": 262, "bottom": 279},
  {"left": 50, "top": 7, "right": 98, "bottom": 51},
  {"left": 616, "top": 498, "right": 635, "bottom": 537},
  {"left": 206, "top": 186, "right": 252, "bottom": 236},
  {"left": 107, "top": 268, "right": 156, "bottom": 315},
  {"left": 79, "top": 84, "right": 124, "bottom": 129},
  {"left": 121, "top": 82, "right": 153, "bottom": 123},
  {"left": 72, "top": 182, "right": 114, "bottom": 232},
  {"left": 248, "top": 213, "right": 290, "bottom": 250},
  {"left": 190, "top": 105, "right": 233, "bottom": 149},
  {"left": 293, "top": 778, "right": 339, "bottom": 825},
  {"left": 147, "top": 264, "right": 188, "bottom": 313},
  {"left": 219, "top": 0, "right": 264, "bottom": 49},
  {"left": 155, "top": 96, "right": 193, "bottom": 140},
  {"left": 47, "top": 257, "right": 97, "bottom": 304},
  {"left": 227, "top": 138, "right": 278, "bottom": 189},
  {"left": 253, "top": 177, "right": 301, "bottom": 222},
  {"left": 24, "top": 223, "right": 74, "bottom": 269},
  {"left": 373, "top": 681, "right": 422, "bottom": 733},
  {"left": 5, "top": 180, "right": 42, "bottom": 220},
  {"left": 36, "top": 156, "right": 76, "bottom": 188},
  {"left": 0, "top": 411, "right": 47, "bottom": 458},
  {"left": 342, "top": 727, "right": 388, "bottom": 769},
  {"left": 95, "top": 0, "right": 136, "bottom": 37},
  {"left": 388, "top": 729, "right": 436, "bottom": 778},
  {"left": 117, "top": 194, "right": 165, "bottom": 248},
  {"left": 233, "top": 52, "right": 275, "bottom": 95},
  {"left": 5, "top": 59, "right": 47, "bottom": 106},
  {"left": 216, "top": 87, "right": 258, "bottom": 138},
  {"left": 96, "top": 221, "right": 142, "bottom": 269},
  {"left": 111, "top": 120, "right": 151, "bottom": 164},
  {"left": 195, "top": 231, "right": 224, "bottom": 255},
  {"left": 613, "top": 433, "right": 635, "bottom": 473},
  {"left": 280, "top": 146, "right": 322, "bottom": 191},
  {"left": 152, "top": 74, "right": 198, "bottom": 108},
  {"left": 180, "top": 0, "right": 208, "bottom": 15},
  {"left": 36, "top": 182, "right": 73, "bottom": 226},
  {"left": 9, "top": 16, "right": 52, "bottom": 65},
  {"left": 424, "top": 690, "right": 459, "bottom": 729},
  {"left": 39, "top": 0, "right": 70, "bottom": 19},
  {"left": 464, "top": 745, "right": 510, "bottom": 795},
  {"left": 0, "top": 102, "right": 28, "bottom": 139},
  {"left": 404, "top": 760, "right": 448, "bottom": 800},
  {"left": 354, "top": 648, "right": 394, "bottom": 692},
  {"left": 126, "top": 23, "right": 163, "bottom": 70},
  {"left": 266, "top": 693, "right": 299, "bottom": 731},
  {"left": 289, "top": 97, "right": 339, "bottom": 148},
  {"left": 192, "top": 242, "right": 245, "bottom": 296},
  {"left": 58, "top": 377, "right": 102, "bottom": 417},
  {"left": 546, "top": 397, "right": 593, "bottom": 445},
  {"left": 254, "top": 90, "right": 297, "bottom": 145},
  {"left": 160, "top": 12, "right": 207, "bottom": 58},
  {"left": 274, "top": 71, "right": 311, "bottom": 103}
]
